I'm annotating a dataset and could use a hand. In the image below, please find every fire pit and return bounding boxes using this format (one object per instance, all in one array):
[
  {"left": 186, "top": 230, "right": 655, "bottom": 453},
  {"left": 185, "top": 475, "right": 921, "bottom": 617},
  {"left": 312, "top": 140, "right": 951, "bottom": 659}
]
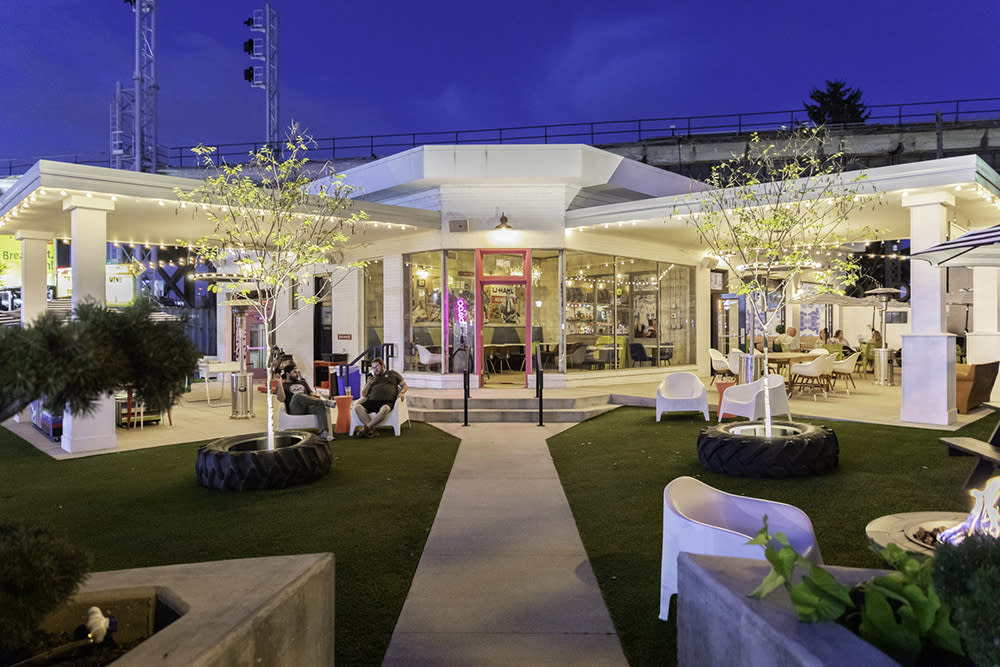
[{"left": 865, "top": 512, "right": 968, "bottom": 556}]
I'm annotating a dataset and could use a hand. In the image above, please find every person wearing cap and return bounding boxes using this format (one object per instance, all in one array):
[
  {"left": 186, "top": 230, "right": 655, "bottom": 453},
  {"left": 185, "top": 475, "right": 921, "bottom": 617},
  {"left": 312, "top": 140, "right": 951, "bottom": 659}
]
[{"left": 275, "top": 363, "right": 336, "bottom": 441}]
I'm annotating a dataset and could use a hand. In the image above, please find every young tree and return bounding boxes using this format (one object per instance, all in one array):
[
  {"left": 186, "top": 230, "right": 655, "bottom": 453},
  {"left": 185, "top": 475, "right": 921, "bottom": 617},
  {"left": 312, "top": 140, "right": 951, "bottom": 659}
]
[
  {"left": 681, "top": 127, "right": 876, "bottom": 434},
  {"left": 176, "top": 125, "right": 366, "bottom": 449},
  {"left": 804, "top": 80, "right": 870, "bottom": 126},
  {"left": 0, "top": 298, "right": 200, "bottom": 424}
]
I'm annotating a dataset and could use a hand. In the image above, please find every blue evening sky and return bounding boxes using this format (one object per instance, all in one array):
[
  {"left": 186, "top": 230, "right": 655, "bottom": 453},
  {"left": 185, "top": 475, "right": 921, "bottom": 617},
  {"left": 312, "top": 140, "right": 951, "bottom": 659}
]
[{"left": 1, "top": 0, "right": 995, "bottom": 163}]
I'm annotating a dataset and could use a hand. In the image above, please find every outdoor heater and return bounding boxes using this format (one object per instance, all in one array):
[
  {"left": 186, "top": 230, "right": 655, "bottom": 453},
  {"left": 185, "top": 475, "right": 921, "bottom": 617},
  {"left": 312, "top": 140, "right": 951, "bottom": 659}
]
[
  {"left": 864, "top": 287, "right": 902, "bottom": 386},
  {"left": 220, "top": 299, "right": 257, "bottom": 420}
]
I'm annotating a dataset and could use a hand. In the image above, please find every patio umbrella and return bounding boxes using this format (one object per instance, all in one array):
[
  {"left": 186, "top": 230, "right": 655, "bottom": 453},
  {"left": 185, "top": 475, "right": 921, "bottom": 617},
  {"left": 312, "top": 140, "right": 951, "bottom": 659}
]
[
  {"left": 911, "top": 224, "right": 1000, "bottom": 267},
  {"left": 789, "top": 293, "right": 877, "bottom": 307}
]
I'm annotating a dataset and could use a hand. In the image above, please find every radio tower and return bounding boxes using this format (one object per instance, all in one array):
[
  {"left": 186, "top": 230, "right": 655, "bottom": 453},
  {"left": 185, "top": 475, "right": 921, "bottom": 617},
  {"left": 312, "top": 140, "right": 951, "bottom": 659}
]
[
  {"left": 110, "top": 0, "right": 159, "bottom": 172},
  {"left": 243, "top": 4, "right": 279, "bottom": 146}
]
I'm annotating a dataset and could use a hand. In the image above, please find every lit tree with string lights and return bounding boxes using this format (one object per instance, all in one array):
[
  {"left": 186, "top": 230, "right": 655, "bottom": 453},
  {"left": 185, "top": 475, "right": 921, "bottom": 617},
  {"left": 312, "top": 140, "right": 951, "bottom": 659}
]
[
  {"left": 176, "top": 124, "right": 366, "bottom": 450},
  {"left": 680, "top": 126, "right": 877, "bottom": 434}
]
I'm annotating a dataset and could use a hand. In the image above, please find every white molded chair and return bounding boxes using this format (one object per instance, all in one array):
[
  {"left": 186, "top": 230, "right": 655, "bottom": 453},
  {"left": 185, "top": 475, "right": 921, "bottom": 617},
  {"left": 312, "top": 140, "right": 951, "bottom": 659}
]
[
  {"left": 415, "top": 344, "right": 443, "bottom": 371},
  {"left": 659, "top": 476, "right": 823, "bottom": 619},
  {"left": 832, "top": 351, "right": 862, "bottom": 394},
  {"left": 349, "top": 397, "right": 411, "bottom": 436},
  {"left": 718, "top": 374, "right": 791, "bottom": 422},
  {"left": 708, "top": 348, "right": 734, "bottom": 385},
  {"left": 790, "top": 354, "right": 835, "bottom": 399},
  {"left": 273, "top": 396, "right": 331, "bottom": 431},
  {"left": 808, "top": 348, "right": 829, "bottom": 356},
  {"left": 656, "top": 372, "right": 709, "bottom": 421}
]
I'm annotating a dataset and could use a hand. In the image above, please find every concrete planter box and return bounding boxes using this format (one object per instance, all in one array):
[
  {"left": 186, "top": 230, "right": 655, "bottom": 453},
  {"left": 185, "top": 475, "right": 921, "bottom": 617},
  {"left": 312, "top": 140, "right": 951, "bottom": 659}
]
[
  {"left": 677, "top": 553, "right": 897, "bottom": 667},
  {"left": 67, "top": 553, "right": 335, "bottom": 666}
]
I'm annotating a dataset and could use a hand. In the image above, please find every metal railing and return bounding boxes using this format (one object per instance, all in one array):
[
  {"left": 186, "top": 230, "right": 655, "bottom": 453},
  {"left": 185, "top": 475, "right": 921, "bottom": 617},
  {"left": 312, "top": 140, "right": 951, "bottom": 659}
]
[{"left": 5, "top": 96, "right": 1000, "bottom": 176}]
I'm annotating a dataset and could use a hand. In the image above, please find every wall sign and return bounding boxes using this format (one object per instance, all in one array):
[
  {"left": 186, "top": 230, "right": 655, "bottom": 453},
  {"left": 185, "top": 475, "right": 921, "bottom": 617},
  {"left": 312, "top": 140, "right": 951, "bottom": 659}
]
[{"left": 337, "top": 333, "right": 352, "bottom": 340}]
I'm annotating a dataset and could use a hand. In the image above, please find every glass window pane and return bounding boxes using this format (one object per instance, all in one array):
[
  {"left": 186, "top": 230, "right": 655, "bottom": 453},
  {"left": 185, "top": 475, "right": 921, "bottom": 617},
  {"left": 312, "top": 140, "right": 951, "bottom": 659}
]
[
  {"left": 481, "top": 253, "right": 525, "bottom": 277},
  {"left": 446, "top": 250, "right": 475, "bottom": 373},
  {"left": 363, "top": 259, "right": 384, "bottom": 351},
  {"left": 404, "top": 251, "right": 443, "bottom": 372},
  {"left": 529, "top": 251, "right": 559, "bottom": 370},
  {"left": 659, "top": 263, "right": 696, "bottom": 365}
]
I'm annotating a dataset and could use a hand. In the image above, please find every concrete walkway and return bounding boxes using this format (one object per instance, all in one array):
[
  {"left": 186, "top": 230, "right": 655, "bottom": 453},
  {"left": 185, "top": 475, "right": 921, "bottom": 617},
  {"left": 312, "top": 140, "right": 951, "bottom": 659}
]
[{"left": 382, "top": 422, "right": 627, "bottom": 666}]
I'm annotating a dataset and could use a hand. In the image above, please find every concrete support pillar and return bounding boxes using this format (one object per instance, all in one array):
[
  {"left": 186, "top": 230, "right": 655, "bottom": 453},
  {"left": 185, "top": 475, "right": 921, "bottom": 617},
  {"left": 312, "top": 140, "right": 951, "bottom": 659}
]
[
  {"left": 382, "top": 254, "right": 404, "bottom": 371},
  {"left": 16, "top": 230, "right": 52, "bottom": 325},
  {"left": 12, "top": 230, "right": 53, "bottom": 423},
  {"left": 901, "top": 192, "right": 956, "bottom": 425},
  {"left": 330, "top": 268, "right": 361, "bottom": 362},
  {"left": 61, "top": 195, "right": 117, "bottom": 454},
  {"left": 695, "top": 266, "right": 710, "bottom": 377},
  {"left": 784, "top": 275, "right": 801, "bottom": 334},
  {"left": 967, "top": 267, "right": 1000, "bottom": 400}
]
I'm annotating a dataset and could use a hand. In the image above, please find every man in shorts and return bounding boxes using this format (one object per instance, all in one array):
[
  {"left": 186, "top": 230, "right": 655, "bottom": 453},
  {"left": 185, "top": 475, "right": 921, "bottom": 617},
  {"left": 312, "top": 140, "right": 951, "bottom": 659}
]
[{"left": 353, "top": 357, "right": 407, "bottom": 437}]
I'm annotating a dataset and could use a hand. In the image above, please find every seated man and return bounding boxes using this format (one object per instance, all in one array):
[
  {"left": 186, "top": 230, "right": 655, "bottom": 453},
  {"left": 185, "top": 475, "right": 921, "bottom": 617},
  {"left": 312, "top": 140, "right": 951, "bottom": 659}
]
[
  {"left": 353, "top": 357, "right": 407, "bottom": 438},
  {"left": 776, "top": 326, "right": 801, "bottom": 352},
  {"left": 275, "top": 363, "right": 335, "bottom": 441}
]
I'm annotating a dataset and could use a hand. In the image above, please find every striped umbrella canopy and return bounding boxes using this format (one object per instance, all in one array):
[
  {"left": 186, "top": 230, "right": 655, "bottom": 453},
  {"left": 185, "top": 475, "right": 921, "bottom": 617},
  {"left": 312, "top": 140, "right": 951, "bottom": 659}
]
[{"left": 911, "top": 224, "right": 1000, "bottom": 267}]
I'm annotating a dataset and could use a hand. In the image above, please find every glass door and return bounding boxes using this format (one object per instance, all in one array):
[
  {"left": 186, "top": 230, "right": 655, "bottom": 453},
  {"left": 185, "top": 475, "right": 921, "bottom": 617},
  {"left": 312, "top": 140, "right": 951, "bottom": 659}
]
[{"left": 476, "top": 249, "right": 532, "bottom": 387}]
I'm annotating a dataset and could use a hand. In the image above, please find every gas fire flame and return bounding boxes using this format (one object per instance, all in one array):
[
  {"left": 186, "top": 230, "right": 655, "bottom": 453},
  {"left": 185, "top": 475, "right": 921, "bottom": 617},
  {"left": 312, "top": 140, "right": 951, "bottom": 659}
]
[{"left": 938, "top": 476, "right": 1000, "bottom": 546}]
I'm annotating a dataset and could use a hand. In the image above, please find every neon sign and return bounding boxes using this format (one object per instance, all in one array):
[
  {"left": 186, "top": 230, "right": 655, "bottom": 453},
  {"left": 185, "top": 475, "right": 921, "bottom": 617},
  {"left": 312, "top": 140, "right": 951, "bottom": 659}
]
[{"left": 456, "top": 297, "right": 468, "bottom": 326}]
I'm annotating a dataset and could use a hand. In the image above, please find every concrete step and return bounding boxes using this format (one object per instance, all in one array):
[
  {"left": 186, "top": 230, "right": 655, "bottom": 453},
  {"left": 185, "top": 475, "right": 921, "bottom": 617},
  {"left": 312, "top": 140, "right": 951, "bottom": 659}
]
[
  {"left": 409, "top": 404, "right": 619, "bottom": 423},
  {"left": 405, "top": 394, "right": 611, "bottom": 411}
]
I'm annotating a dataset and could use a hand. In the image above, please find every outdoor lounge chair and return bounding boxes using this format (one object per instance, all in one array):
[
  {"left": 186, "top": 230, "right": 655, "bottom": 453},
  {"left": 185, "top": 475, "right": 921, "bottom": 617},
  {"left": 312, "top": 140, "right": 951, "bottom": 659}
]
[
  {"left": 656, "top": 372, "right": 709, "bottom": 421},
  {"left": 660, "top": 476, "right": 823, "bottom": 619},
  {"left": 708, "top": 348, "right": 734, "bottom": 385},
  {"left": 415, "top": 344, "right": 443, "bottom": 371},
  {"left": 832, "top": 351, "right": 862, "bottom": 394},
  {"left": 717, "top": 374, "right": 791, "bottom": 422},
  {"left": 349, "top": 397, "right": 410, "bottom": 436}
]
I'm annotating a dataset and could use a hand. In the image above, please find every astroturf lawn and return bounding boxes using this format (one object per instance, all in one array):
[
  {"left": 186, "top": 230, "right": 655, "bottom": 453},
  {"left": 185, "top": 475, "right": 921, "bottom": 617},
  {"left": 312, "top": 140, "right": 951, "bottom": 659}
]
[
  {"left": 0, "top": 424, "right": 460, "bottom": 667},
  {"left": 547, "top": 408, "right": 998, "bottom": 667}
]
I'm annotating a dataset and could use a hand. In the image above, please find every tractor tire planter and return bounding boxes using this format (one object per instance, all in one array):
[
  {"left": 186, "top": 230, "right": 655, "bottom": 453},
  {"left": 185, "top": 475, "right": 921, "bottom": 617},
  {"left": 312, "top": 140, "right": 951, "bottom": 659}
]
[
  {"left": 195, "top": 431, "right": 332, "bottom": 491},
  {"left": 697, "top": 421, "right": 839, "bottom": 479}
]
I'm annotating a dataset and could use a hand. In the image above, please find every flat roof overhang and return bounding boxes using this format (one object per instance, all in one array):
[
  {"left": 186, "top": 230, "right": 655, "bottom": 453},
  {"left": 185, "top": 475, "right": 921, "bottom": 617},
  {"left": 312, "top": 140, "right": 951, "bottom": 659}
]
[
  {"left": 564, "top": 155, "right": 1000, "bottom": 251},
  {"left": 0, "top": 161, "right": 441, "bottom": 248}
]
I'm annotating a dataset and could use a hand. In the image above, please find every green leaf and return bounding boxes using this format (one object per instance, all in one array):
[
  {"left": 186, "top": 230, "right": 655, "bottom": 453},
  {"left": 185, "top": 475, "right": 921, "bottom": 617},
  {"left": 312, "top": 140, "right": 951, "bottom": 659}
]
[
  {"left": 749, "top": 568, "right": 787, "bottom": 599},
  {"left": 858, "top": 588, "right": 922, "bottom": 665},
  {"left": 803, "top": 562, "right": 854, "bottom": 606}
]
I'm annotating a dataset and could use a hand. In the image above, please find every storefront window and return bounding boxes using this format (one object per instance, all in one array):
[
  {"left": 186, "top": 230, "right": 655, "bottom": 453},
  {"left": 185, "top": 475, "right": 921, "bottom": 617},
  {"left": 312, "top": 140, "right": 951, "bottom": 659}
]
[
  {"left": 362, "top": 259, "right": 384, "bottom": 352},
  {"left": 659, "top": 264, "right": 696, "bottom": 365},
  {"left": 529, "top": 251, "right": 560, "bottom": 370},
  {"left": 446, "top": 250, "right": 475, "bottom": 373},
  {"left": 404, "top": 251, "right": 443, "bottom": 372},
  {"left": 565, "top": 251, "right": 697, "bottom": 371}
]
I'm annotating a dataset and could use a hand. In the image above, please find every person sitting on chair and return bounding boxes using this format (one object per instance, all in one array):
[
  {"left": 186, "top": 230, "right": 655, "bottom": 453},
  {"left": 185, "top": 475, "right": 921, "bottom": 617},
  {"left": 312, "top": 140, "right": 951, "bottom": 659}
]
[
  {"left": 354, "top": 357, "right": 408, "bottom": 438},
  {"left": 275, "top": 364, "right": 335, "bottom": 441}
]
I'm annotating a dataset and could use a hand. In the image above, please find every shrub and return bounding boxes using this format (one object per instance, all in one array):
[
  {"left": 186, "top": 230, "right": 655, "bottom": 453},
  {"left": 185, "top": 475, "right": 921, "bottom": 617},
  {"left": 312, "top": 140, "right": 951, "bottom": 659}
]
[
  {"left": 932, "top": 534, "right": 1000, "bottom": 666},
  {"left": 0, "top": 523, "right": 91, "bottom": 652}
]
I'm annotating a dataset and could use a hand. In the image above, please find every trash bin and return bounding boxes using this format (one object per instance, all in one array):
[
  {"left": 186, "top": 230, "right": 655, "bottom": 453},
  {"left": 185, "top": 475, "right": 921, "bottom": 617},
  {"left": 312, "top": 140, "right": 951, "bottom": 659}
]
[
  {"left": 873, "top": 348, "right": 894, "bottom": 386},
  {"left": 336, "top": 366, "right": 362, "bottom": 397},
  {"left": 231, "top": 372, "right": 255, "bottom": 419}
]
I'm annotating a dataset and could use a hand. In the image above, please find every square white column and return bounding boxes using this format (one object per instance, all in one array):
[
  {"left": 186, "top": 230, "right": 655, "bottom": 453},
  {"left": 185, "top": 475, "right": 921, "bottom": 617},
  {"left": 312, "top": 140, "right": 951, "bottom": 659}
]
[
  {"left": 901, "top": 192, "right": 956, "bottom": 425},
  {"left": 61, "top": 196, "right": 118, "bottom": 454},
  {"left": 383, "top": 254, "right": 404, "bottom": 369},
  {"left": 12, "top": 230, "right": 52, "bottom": 423},
  {"left": 967, "top": 267, "right": 1000, "bottom": 400},
  {"left": 16, "top": 230, "right": 52, "bottom": 325}
]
